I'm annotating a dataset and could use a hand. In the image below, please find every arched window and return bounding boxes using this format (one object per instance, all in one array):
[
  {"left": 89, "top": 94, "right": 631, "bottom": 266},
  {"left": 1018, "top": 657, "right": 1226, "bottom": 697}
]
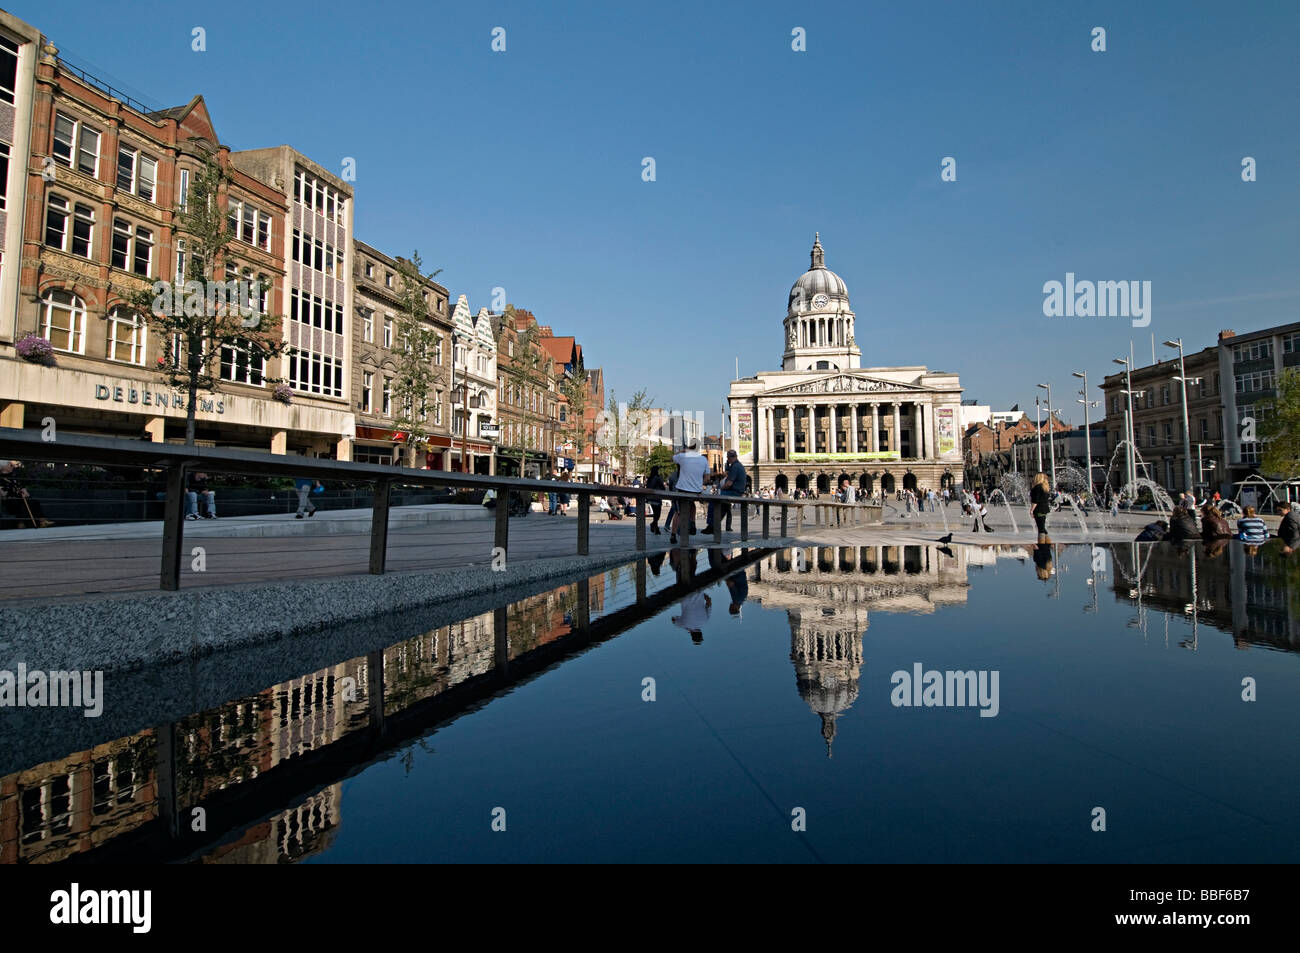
[
  {"left": 107, "top": 305, "right": 146, "bottom": 365},
  {"left": 41, "top": 289, "right": 86, "bottom": 353}
]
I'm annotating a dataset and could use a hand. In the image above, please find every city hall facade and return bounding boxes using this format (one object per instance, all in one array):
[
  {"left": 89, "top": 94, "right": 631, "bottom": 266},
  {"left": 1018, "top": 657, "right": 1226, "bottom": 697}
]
[{"left": 728, "top": 236, "right": 964, "bottom": 496}]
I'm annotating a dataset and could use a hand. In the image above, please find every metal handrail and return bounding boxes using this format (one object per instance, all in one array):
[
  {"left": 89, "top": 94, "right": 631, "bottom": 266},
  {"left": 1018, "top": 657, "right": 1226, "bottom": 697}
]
[{"left": 0, "top": 428, "right": 820, "bottom": 590}]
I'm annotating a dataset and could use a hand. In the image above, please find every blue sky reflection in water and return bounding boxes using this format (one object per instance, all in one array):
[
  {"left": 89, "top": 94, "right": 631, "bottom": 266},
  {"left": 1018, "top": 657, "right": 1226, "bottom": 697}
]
[{"left": 298, "top": 541, "right": 1300, "bottom": 864}]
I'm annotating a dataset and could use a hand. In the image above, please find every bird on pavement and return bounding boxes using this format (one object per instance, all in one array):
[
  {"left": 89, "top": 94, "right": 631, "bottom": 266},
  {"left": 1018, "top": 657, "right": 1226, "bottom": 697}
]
[{"left": 936, "top": 533, "right": 953, "bottom": 544}]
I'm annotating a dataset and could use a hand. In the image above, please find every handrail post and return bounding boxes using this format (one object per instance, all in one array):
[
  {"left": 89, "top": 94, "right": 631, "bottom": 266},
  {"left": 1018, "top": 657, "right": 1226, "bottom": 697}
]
[
  {"left": 740, "top": 497, "right": 749, "bottom": 541},
  {"left": 494, "top": 484, "right": 509, "bottom": 562},
  {"left": 369, "top": 478, "right": 391, "bottom": 574},
  {"left": 712, "top": 499, "right": 723, "bottom": 543},
  {"left": 780, "top": 503, "right": 787, "bottom": 538},
  {"left": 577, "top": 492, "right": 590, "bottom": 555},
  {"left": 762, "top": 503, "right": 770, "bottom": 539},
  {"left": 160, "top": 464, "right": 186, "bottom": 591},
  {"left": 635, "top": 558, "right": 647, "bottom": 602},
  {"left": 678, "top": 492, "right": 692, "bottom": 551},
  {"left": 635, "top": 494, "right": 646, "bottom": 551}
]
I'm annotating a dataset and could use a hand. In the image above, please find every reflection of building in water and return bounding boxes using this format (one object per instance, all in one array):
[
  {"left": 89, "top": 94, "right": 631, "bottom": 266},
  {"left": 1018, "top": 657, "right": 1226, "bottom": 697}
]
[
  {"left": 0, "top": 574, "right": 603, "bottom": 862},
  {"left": 750, "top": 544, "right": 971, "bottom": 754},
  {"left": 203, "top": 784, "right": 342, "bottom": 863},
  {"left": 0, "top": 733, "right": 156, "bottom": 864},
  {"left": 1108, "top": 542, "right": 1300, "bottom": 652}
]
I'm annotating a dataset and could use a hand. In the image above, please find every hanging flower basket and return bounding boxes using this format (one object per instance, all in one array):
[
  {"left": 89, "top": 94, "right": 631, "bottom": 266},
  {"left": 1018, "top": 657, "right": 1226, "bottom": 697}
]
[
  {"left": 272, "top": 383, "right": 293, "bottom": 404},
  {"left": 15, "top": 334, "right": 56, "bottom": 367}
]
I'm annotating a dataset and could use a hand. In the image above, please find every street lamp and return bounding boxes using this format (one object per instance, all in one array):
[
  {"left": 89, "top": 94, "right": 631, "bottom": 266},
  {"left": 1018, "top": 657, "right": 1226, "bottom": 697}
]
[
  {"left": 1113, "top": 357, "right": 1136, "bottom": 490},
  {"left": 1037, "top": 382, "right": 1056, "bottom": 488},
  {"left": 1073, "top": 370, "right": 1099, "bottom": 495},
  {"left": 1195, "top": 442, "right": 1217, "bottom": 496},
  {"left": 1035, "top": 396, "right": 1043, "bottom": 474},
  {"left": 1165, "top": 336, "right": 1199, "bottom": 499}
]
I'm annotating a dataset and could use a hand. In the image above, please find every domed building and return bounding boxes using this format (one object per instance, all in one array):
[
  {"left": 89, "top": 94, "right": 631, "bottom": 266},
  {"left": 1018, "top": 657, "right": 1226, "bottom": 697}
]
[{"left": 728, "top": 235, "right": 965, "bottom": 497}]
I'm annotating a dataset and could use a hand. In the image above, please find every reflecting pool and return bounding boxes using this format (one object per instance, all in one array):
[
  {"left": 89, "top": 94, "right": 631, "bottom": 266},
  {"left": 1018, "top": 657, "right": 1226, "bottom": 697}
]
[{"left": 5, "top": 540, "right": 1300, "bottom": 863}]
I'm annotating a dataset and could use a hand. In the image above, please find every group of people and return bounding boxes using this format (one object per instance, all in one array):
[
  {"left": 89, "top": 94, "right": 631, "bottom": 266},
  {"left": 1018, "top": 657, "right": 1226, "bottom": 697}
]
[{"left": 1134, "top": 499, "right": 1300, "bottom": 549}]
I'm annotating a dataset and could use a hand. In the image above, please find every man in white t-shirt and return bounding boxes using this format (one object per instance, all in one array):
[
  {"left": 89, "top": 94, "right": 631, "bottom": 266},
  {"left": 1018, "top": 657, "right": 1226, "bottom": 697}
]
[{"left": 671, "top": 440, "right": 712, "bottom": 544}]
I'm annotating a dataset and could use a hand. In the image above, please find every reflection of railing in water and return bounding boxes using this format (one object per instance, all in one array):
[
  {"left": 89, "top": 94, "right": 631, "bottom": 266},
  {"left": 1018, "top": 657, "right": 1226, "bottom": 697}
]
[{"left": 0, "top": 547, "right": 770, "bottom": 863}]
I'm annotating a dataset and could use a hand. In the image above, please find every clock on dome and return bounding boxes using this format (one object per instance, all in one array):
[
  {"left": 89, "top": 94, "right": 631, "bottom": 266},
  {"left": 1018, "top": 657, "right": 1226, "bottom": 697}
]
[{"left": 812, "top": 293, "right": 830, "bottom": 309}]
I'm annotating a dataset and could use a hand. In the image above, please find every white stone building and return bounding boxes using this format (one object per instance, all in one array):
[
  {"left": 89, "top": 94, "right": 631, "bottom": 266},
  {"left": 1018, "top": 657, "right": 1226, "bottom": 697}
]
[{"left": 727, "top": 235, "right": 965, "bottom": 496}]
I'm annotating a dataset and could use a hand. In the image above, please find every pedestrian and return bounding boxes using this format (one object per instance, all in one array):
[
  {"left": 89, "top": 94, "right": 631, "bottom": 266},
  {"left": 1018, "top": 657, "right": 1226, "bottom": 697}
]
[
  {"left": 0, "top": 460, "right": 53, "bottom": 528},
  {"left": 725, "top": 568, "right": 749, "bottom": 616},
  {"left": 547, "top": 471, "right": 558, "bottom": 515},
  {"left": 963, "top": 501, "right": 994, "bottom": 533},
  {"left": 670, "top": 440, "right": 711, "bottom": 544},
  {"left": 1279, "top": 501, "right": 1300, "bottom": 551},
  {"left": 705, "top": 449, "right": 746, "bottom": 534},
  {"left": 558, "top": 473, "right": 570, "bottom": 516},
  {"left": 1030, "top": 471, "right": 1051, "bottom": 542},
  {"left": 1236, "top": 506, "right": 1268, "bottom": 544},
  {"left": 186, "top": 471, "right": 217, "bottom": 520},
  {"left": 294, "top": 476, "right": 320, "bottom": 518},
  {"left": 646, "top": 465, "right": 666, "bottom": 534}
]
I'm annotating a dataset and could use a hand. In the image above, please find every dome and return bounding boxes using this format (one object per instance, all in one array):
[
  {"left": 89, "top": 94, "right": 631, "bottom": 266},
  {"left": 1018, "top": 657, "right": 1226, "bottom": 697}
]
[{"left": 788, "top": 233, "right": 849, "bottom": 315}]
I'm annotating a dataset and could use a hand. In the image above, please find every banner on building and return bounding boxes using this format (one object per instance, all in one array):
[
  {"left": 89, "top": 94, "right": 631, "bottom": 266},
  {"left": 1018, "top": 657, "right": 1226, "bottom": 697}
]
[
  {"left": 737, "top": 411, "right": 752, "bottom": 456},
  {"left": 936, "top": 407, "right": 956, "bottom": 455}
]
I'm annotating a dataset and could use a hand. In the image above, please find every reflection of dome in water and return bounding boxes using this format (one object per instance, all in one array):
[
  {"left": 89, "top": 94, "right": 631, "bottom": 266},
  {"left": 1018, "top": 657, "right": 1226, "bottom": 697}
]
[{"left": 790, "top": 612, "right": 864, "bottom": 757}]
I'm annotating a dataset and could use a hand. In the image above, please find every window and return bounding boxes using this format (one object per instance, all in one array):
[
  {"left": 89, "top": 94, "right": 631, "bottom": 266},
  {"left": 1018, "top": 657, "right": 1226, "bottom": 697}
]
[
  {"left": 383, "top": 316, "right": 393, "bottom": 348},
  {"left": 1164, "top": 421, "right": 1173, "bottom": 443},
  {"left": 1161, "top": 385, "right": 1170, "bottom": 405},
  {"left": 175, "top": 239, "right": 186, "bottom": 281},
  {"left": 365, "top": 261, "right": 373, "bottom": 279},
  {"left": 45, "top": 194, "right": 69, "bottom": 249},
  {"left": 0, "top": 143, "right": 8, "bottom": 210},
  {"left": 1235, "top": 370, "right": 1275, "bottom": 393},
  {"left": 115, "top": 148, "right": 136, "bottom": 191},
  {"left": 178, "top": 169, "right": 189, "bottom": 210},
  {"left": 133, "top": 226, "right": 152, "bottom": 277},
  {"left": 53, "top": 113, "right": 76, "bottom": 167},
  {"left": 219, "top": 339, "right": 265, "bottom": 385},
  {"left": 115, "top": 150, "right": 154, "bottom": 199},
  {"left": 363, "top": 310, "right": 373, "bottom": 343},
  {"left": 107, "top": 307, "right": 146, "bottom": 365},
  {"left": 434, "top": 394, "right": 442, "bottom": 425},
  {"left": 362, "top": 372, "right": 373, "bottom": 412},
  {"left": 41, "top": 290, "right": 86, "bottom": 353},
  {"left": 227, "top": 200, "right": 272, "bottom": 249},
  {"left": 382, "top": 377, "right": 392, "bottom": 416},
  {"left": 77, "top": 124, "right": 100, "bottom": 177},
  {"left": 385, "top": 272, "right": 393, "bottom": 288},
  {"left": 72, "top": 204, "right": 93, "bottom": 257},
  {"left": 111, "top": 218, "right": 131, "bottom": 269},
  {"left": 286, "top": 351, "right": 344, "bottom": 397},
  {"left": 0, "top": 34, "right": 17, "bottom": 106},
  {"left": 1232, "top": 340, "right": 1273, "bottom": 363},
  {"left": 1199, "top": 418, "right": 1210, "bottom": 441},
  {"left": 1285, "top": 332, "right": 1300, "bottom": 354},
  {"left": 434, "top": 336, "right": 442, "bottom": 365},
  {"left": 1146, "top": 425, "right": 1155, "bottom": 447}
]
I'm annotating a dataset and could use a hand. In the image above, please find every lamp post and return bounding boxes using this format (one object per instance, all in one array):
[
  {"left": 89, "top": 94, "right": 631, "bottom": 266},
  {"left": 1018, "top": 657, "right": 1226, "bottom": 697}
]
[
  {"left": 1113, "top": 357, "right": 1136, "bottom": 490},
  {"left": 1073, "top": 370, "right": 1099, "bottom": 494},
  {"left": 1037, "top": 382, "right": 1056, "bottom": 488},
  {"left": 1035, "top": 396, "right": 1043, "bottom": 474},
  {"left": 1164, "top": 337, "right": 1199, "bottom": 499}
]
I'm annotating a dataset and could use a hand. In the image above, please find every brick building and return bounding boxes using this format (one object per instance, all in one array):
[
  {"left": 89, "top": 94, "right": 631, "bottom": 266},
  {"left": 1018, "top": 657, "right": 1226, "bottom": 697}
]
[{"left": 494, "top": 307, "right": 559, "bottom": 478}]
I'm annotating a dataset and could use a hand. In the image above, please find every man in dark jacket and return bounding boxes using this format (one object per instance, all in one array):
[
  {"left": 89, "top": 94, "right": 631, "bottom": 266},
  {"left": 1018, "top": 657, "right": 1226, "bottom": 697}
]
[
  {"left": 1164, "top": 506, "right": 1199, "bottom": 543},
  {"left": 1135, "top": 520, "right": 1168, "bottom": 542},
  {"left": 1279, "top": 501, "right": 1300, "bottom": 551}
]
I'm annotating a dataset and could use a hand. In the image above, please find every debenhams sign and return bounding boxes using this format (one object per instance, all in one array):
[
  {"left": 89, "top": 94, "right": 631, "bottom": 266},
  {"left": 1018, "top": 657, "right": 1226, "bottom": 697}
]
[{"left": 93, "top": 382, "right": 226, "bottom": 415}]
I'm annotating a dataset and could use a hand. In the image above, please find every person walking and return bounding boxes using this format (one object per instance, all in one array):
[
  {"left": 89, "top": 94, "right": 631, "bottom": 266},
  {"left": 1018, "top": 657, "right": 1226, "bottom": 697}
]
[
  {"left": 0, "top": 460, "right": 53, "bottom": 528},
  {"left": 646, "top": 465, "right": 666, "bottom": 534},
  {"left": 547, "top": 471, "right": 559, "bottom": 515},
  {"left": 670, "top": 440, "right": 711, "bottom": 545},
  {"left": 294, "top": 476, "right": 320, "bottom": 519},
  {"left": 558, "top": 473, "right": 571, "bottom": 516},
  {"left": 1030, "top": 471, "right": 1051, "bottom": 542}
]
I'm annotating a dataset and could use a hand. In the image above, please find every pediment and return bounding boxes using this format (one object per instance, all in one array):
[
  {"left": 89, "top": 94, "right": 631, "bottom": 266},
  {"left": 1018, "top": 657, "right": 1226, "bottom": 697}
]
[{"left": 764, "top": 374, "right": 932, "bottom": 397}]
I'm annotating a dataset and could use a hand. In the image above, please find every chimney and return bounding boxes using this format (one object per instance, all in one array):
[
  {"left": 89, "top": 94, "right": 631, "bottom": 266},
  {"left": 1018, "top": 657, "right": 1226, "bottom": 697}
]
[{"left": 1219, "top": 329, "right": 1235, "bottom": 341}]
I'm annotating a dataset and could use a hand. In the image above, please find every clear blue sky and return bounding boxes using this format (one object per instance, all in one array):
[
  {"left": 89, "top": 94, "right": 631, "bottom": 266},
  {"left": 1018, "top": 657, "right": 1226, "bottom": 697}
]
[{"left": 22, "top": 0, "right": 1298, "bottom": 431}]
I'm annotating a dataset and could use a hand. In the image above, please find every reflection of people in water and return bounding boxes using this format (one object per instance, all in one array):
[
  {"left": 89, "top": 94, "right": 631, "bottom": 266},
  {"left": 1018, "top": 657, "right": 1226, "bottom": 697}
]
[
  {"left": 725, "top": 570, "right": 749, "bottom": 615},
  {"left": 646, "top": 551, "right": 666, "bottom": 576},
  {"left": 1203, "top": 538, "right": 1230, "bottom": 560},
  {"left": 1032, "top": 543, "right": 1053, "bottom": 581},
  {"left": 672, "top": 591, "right": 711, "bottom": 643}
]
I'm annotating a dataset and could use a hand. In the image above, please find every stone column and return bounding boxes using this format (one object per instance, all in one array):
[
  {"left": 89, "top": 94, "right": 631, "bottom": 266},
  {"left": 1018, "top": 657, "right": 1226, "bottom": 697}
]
[
  {"left": 786, "top": 405, "right": 794, "bottom": 457},
  {"left": 144, "top": 415, "right": 165, "bottom": 442},
  {"left": 271, "top": 429, "right": 288, "bottom": 454},
  {"left": 1, "top": 401, "right": 25, "bottom": 428},
  {"left": 851, "top": 405, "right": 859, "bottom": 453},
  {"left": 807, "top": 404, "right": 817, "bottom": 454},
  {"left": 893, "top": 404, "right": 902, "bottom": 454},
  {"left": 336, "top": 437, "right": 353, "bottom": 461},
  {"left": 871, "top": 403, "right": 880, "bottom": 452},
  {"left": 914, "top": 404, "right": 924, "bottom": 458},
  {"left": 829, "top": 405, "right": 837, "bottom": 453}
]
